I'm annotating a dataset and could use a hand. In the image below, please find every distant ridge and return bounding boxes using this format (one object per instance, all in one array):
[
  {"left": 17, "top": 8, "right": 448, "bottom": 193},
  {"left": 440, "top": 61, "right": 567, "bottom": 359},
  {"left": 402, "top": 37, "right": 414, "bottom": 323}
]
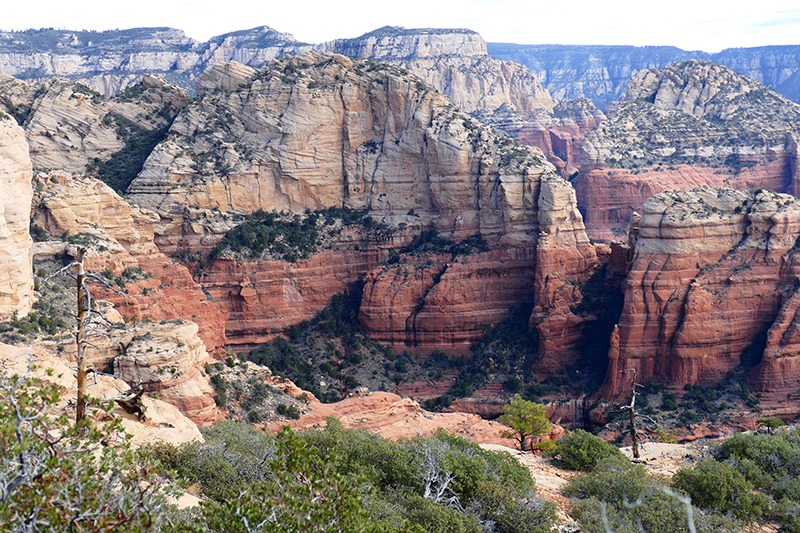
[
  {"left": 0, "top": 26, "right": 798, "bottom": 107},
  {"left": 487, "top": 43, "right": 800, "bottom": 108}
]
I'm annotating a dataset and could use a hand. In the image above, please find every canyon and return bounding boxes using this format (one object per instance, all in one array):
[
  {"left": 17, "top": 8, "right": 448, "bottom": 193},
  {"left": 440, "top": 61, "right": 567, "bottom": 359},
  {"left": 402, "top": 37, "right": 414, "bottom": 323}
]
[{"left": 0, "top": 23, "right": 798, "bottom": 439}]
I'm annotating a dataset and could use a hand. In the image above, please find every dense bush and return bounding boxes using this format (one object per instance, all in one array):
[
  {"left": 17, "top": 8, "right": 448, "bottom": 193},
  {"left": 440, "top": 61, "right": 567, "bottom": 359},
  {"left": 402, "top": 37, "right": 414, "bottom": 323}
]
[
  {"left": 212, "top": 207, "right": 391, "bottom": 262},
  {"left": 146, "top": 419, "right": 556, "bottom": 533},
  {"left": 87, "top": 112, "right": 173, "bottom": 194},
  {"left": 565, "top": 458, "right": 736, "bottom": 533},
  {"left": 672, "top": 460, "right": 769, "bottom": 521},
  {"left": 672, "top": 428, "right": 800, "bottom": 531},
  {"left": 550, "top": 429, "right": 627, "bottom": 471}
]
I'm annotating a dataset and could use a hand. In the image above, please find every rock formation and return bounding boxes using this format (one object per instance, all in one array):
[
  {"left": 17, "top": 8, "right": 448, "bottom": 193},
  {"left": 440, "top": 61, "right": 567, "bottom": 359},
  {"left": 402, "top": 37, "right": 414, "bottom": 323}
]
[
  {"left": 487, "top": 43, "right": 800, "bottom": 109},
  {"left": 0, "top": 339, "right": 203, "bottom": 444},
  {"left": 0, "top": 114, "right": 33, "bottom": 320},
  {"left": 474, "top": 98, "right": 606, "bottom": 177},
  {"left": 113, "top": 320, "right": 218, "bottom": 424},
  {"left": 124, "top": 53, "right": 597, "bottom": 355},
  {"left": 321, "top": 27, "right": 555, "bottom": 114},
  {"left": 576, "top": 60, "right": 800, "bottom": 240},
  {"left": 602, "top": 186, "right": 800, "bottom": 403},
  {"left": 21, "top": 77, "right": 188, "bottom": 176},
  {"left": 0, "top": 27, "right": 311, "bottom": 96}
]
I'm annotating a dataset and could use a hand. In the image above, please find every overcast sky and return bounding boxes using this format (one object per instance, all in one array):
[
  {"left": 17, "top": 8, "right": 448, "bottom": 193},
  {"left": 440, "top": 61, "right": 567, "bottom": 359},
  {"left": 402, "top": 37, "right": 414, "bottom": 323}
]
[{"left": 3, "top": 0, "right": 799, "bottom": 53}]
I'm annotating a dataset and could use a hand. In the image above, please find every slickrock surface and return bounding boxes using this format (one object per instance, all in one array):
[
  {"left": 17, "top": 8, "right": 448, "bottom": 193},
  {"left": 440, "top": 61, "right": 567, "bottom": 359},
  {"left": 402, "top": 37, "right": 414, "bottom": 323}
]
[
  {"left": 576, "top": 60, "right": 800, "bottom": 240},
  {"left": 0, "top": 341, "right": 203, "bottom": 445},
  {"left": 602, "top": 186, "right": 800, "bottom": 402},
  {"left": 0, "top": 115, "right": 33, "bottom": 320},
  {"left": 269, "top": 391, "right": 518, "bottom": 445}
]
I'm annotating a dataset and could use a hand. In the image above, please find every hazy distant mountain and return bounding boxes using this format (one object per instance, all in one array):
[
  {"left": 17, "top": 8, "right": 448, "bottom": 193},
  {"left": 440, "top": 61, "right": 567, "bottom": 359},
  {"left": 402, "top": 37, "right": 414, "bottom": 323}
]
[{"left": 487, "top": 43, "right": 800, "bottom": 109}]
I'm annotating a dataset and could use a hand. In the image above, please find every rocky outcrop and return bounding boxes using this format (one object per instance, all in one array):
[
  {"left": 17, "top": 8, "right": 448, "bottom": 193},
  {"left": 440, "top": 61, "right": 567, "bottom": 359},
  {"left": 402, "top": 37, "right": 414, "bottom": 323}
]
[
  {"left": 360, "top": 175, "right": 597, "bottom": 356},
  {"left": 0, "top": 114, "right": 33, "bottom": 320},
  {"left": 127, "top": 52, "right": 559, "bottom": 247},
  {"left": 124, "top": 53, "right": 597, "bottom": 357},
  {"left": 0, "top": 339, "right": 203, "bottom": 444},
  {"left": 114, "top": 321, "right": 218, "bottom": 424},
  {"left": 269, "top": 390, "right": 517, "bottom": 445},
  {"left": 602, "top": 187, "right": 800, "bottom": 402},
  {"left": 21, "top": 77, "right": 187, "bottom": 175},
  {"left": 475, "top": 98, "right": 606, "bottom": 178},
  {"left": 32, "top": 171, "right": 159, "bottom": 254},
  {"left": 576, "top": 60, "right": 800, "bottom": 240},
  {"left": 202, "top": 240, "right": 387, "bottom": 351},
  {"left": 322, "top": 27, "right": 555, "bottom": 114},
  {"left": 29, "top": 170, "right": 227, "bottom": 353}
]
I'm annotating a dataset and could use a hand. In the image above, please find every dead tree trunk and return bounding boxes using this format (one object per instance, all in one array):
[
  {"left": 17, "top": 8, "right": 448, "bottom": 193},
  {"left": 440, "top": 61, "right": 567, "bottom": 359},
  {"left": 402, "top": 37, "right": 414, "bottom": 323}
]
[
  {"left": 618, "top": 368, "right": 641, "bottom": 460},
  {"left": 75, "top": 247, "right": 88, "bottom": 423}
]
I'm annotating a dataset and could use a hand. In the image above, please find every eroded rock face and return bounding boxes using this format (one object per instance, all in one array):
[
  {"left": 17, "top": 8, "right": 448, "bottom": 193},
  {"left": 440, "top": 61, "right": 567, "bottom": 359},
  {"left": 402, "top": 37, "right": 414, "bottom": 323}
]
[
  {"left": 124, "top": 53, "right": 597, "bottom": 357},
  {"left": 28, "top": 170, "right": 227, "bottom": 354},
  {"left": 0, "top": 27, "right": 311, "bottom": 96},
  {"left": 0, "top": 115, "right": 33, "bottom": 320},
  {"left": 321, "top": 27, "right": 555, "bottom": 115},
  {"left": 21, "top": 78, "right": 188, "bottom": 175},
  {"left": 0, "top": 338, "right": 204, "bottom": 444},
  {"left": 576, "top": 60, "right": 800, "bottom": 240},
  {"left": 474, "top": 99, "right": 606, "bottom": 177},
  {"left": 114, "top": 321, "right": 218, "bottom": 424},
  {"left": 32, "top": 171, "right": 159, "bottom": 254},
  {"left": 602, "top": 187, "right": 800, "bottom": 402},
  {"left": 128, "top": 52, "right": 559, "bottom": 248},
  {"left": 202, "top": 239, "right": 387, "bottom": 351},
  {"left": 360, "top": 175, "right": 597, "bottom": 356}
]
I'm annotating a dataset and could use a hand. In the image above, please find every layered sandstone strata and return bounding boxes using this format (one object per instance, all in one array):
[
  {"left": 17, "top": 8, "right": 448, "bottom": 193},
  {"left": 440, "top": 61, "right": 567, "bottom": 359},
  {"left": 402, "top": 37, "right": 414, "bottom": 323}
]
[
  {"left": 126, "top": 53, "right": 597, "bottom": 356},
  {"left": 474, "top": 98, "right": 606, "bottom": 177},
  {"left": 0, "top": 115, "right": 33, "bottom": 320},
  {"left": 29, "top": 171, "right": 227, "bottom": 353},
  {"left": 576, "top": 60, "right": 800, "bottom": 240},
  {"left": 114, "top": 321, "right": 218, "bottom": 424},
  {"left": 602, "top": 187, "right": 800, "bottom": 402},
  {"left": 360, "top": 175, "right": 598, "bottom": 356},
  {"left": 127, "top": 52, "right": 560, "bottom": 247},
  {"left": 320, "top": 27, "right": 555, "bottom": 114},
  {"left": 22, "top": 77, "right": 188, "bottom": 175}
]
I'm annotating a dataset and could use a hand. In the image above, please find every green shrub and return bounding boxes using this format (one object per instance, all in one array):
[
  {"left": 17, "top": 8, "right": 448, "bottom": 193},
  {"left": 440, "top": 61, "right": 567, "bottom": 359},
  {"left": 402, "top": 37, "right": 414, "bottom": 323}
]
[
  {"left": 566, "top": 458, "right": 706, "bottom": 533},
  {"left": 672, "top": 460, "right": 769, "bottom": 521},
  {"left": 551, "top": 429, "right": 627, "bottom": 471}
]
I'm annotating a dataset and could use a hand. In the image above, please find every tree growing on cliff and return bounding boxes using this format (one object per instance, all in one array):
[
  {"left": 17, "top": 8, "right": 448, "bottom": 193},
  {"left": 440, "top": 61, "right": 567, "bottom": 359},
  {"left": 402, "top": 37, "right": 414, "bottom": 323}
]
[{"left": 499, "top": 394, "right": 551, "bottom": 451}]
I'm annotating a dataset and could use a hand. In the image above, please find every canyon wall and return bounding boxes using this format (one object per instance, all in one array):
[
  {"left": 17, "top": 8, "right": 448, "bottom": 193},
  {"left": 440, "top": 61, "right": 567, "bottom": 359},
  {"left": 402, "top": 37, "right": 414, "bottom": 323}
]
[
  {"left": 575, "top": 60, "right": 800, "bottom": 240},
  {"left": 0, "top": 114, "right": 33, "bottom": 320},
  {"left": 124, "top": 53, "right": 597, "bottom": 355},
  {"left": 602, "top": 187, "right": 800, "bottom": 403},
  {"left": 321, "top": 27, "right": 555, "bottom": 114}
]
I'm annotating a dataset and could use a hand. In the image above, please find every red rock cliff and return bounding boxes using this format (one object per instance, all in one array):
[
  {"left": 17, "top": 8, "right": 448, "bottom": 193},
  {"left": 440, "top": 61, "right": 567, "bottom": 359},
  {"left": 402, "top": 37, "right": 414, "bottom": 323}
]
[{"left": 602, "top": 186, "right": 800, "bottom": 402}]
